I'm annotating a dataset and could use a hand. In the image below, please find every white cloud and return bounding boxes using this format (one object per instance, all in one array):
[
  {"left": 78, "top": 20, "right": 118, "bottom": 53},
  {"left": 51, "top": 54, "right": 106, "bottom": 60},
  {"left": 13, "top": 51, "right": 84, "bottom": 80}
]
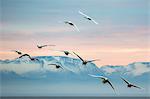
[
  {"left": 0, "top": 63, "right": 41, "bottom": 75},
  {"left": 102, "top": 67, "right": 116, "bottom": 74},
  {"left": 127, "top": 63, "right": 150, "bottom": 76}
]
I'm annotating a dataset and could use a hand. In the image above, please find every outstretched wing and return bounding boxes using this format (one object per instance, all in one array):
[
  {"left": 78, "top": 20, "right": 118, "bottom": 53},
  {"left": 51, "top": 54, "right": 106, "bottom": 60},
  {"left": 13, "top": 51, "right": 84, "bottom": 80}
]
[
  {"left": 68, "top": 52, "right": 74, "bottom": 56},
  {"left": 107, "top": 80, "right": 115, "bottom": 91},
  {"left": 41, "top": 45, "right": 55, "bottom": 47},
  {"left": 87, "top": 59, "right": 100, "bottom": 63},
  {"left": 48, "top": 63, "right": 64, "bottom": 69},
  {"left": 79, "top": 11, "right": 91, "bottom": 18},
  {"left": 41, "top": 45, "right": 48, "bottom": 47},
  {"left": 132, "top": 85, "right": 141, "bottom": 89},
  {"left": 48, "top": 64, "right": 57, "bottom": 66},
  {"left": 88, "top": 74, "right": 107, "bottom": 80},
  {"left": 73, "top": 24, "right": 80, "bottom": 32},
  {"left": 91, "top": 19, "right": 98, "bottom": 24},
  {"left": 19, "top": 54, "right": 30, "bottom": 58},
  {"left": 121, "top": 77, "right": 130, "bottom": 85},
  {"left": 73, "top": 52, "right": 84, "bottom": 62}
]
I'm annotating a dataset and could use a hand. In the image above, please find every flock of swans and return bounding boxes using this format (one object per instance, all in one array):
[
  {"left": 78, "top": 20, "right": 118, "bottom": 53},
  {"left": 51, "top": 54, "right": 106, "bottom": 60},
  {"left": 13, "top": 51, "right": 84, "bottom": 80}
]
[{"left": 10, "top": 11, "right": 142, "bottom": 93}]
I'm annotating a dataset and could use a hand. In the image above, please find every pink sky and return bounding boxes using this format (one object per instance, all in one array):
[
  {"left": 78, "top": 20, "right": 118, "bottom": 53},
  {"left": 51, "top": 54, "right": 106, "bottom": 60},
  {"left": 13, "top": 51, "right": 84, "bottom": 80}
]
[{"left": 1, "top": 30, "right": 149, "bottom": 66}]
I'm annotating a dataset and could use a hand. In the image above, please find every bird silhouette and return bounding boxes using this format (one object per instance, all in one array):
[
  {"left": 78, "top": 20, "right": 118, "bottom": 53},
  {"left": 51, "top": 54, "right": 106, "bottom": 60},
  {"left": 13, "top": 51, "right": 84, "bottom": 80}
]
[
  {"left": 64, "top": 21, "right": 80, "bottom": 32},
  {"left": 73, "top": 52, "right": 100, "bottom": 65},
  {"left": 52, "top": 50, "right": 73, "bottom": 56},
  {"left": 88, "top": 74, "right": 115, "bottom": 92},
  {"left": 79, "top": 11, "right": 98, "bottom": 24},
  {"left": 121, "top": 77, "right": 142, "bottom": 89},
  {"left": 37, "top": 44, "right": 55, "bottom": 49},
  {"left": 19, "top": 54, "right": 39, "bottom": 62},
  {"left": 48, "top": 63, "right": 64, "bottom": 69},
  {"left": 12, "top": 50, "right": 22, "bottom": 55}
]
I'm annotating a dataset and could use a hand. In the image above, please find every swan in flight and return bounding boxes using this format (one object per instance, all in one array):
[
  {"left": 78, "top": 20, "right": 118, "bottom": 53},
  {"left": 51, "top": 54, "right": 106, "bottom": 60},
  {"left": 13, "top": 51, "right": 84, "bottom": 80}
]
[
  {"left": 37, "top": 44, "right": 55, "bottom": 49},
  {"left": 88, "top": 74, "right": 115, "bottom": 92},
  {"left": 48, "top": 63, "right": 64, "bottom": 69},
  {"left": 64, "top": 21, "right": 80, "bottom": 32},
  {"left": 12, "top": 50, "right": 22, "bottom": 55},
  {"left": 79, "top": 11, "right": 98, "bottom": 24},
  {"left": 121, "top": 77, "right": 142, "bottom": 89},
  {"left": 73, "top": 52, "right": 100, "bottom": 65},
  {"left": 52, "top": 50, "right": 73, "bottom": 56},
  {"left": 19, "top": 54, "right": 39, "bottom": 62}
]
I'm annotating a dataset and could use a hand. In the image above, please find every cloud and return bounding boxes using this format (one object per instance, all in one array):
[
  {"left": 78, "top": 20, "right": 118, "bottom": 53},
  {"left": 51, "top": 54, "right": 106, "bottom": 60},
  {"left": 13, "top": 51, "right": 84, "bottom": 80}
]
[
  {"left": 126, "top": 62, "right": 150, "bottom": 76},
  {"left": 0, "top": 61, "right": 41, "bottom": 75},
  {"left": 101, "top": 67, "right": 116, "bottom": 74},
  {"left": 100, "top": 62, "right": 150, "bottom": 76}
]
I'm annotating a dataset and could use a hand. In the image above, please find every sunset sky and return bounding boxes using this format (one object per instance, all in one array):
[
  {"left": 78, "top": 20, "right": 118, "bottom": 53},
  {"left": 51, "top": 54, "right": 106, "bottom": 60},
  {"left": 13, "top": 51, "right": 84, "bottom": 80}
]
[{"left": 1, "top": 0, "right": 149, "bottom": 66}]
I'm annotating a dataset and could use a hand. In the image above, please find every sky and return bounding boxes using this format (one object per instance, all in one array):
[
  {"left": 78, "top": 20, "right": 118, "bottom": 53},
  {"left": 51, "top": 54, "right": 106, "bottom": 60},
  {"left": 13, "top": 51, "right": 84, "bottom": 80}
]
[{"left": 0, "top": 0, "right": 150, "bottom": 66}]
